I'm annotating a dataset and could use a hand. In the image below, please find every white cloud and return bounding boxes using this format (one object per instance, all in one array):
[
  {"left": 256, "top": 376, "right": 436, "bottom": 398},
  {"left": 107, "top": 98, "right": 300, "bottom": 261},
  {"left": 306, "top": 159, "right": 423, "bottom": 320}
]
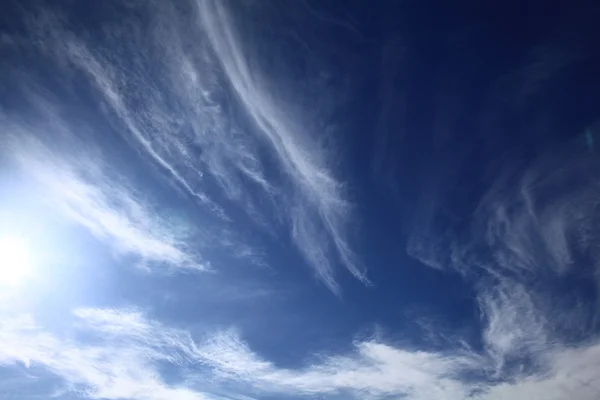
[
  {"left": 15, "top": 0, "right": 369, "bottom": 292},
  {"left": 2, "top": 3, "right": 599, "bottom": 400},
  {"left": 0, "top": 311, "right": 215, "bottom": 400},
  {"left": 196, "top": 0, "right": 369, "bottom": 291},
  {"left": 404, "top": 141, "right": 600, "bottom": 397},
  {"left": 57, "top": 35, "right": 227, "bottom": 216},
  {"left": 190, "top": 304, "right": 600, "bottom": 400},
  {"left": 482, "top": 341, "right": 600, "bottom": 400},
  {"left": 192, "top": 329, "right": 483, "bottom": 399},
  {"left": 3, "top": 121, "right": 204, "bottom": 271},
  {"left": 406, "top": 138, "right": 600, "bottom": 282},
  {"left": 2, "top": 309, "right": 478, "bottom": 400},
  {"left": 2, "top": 306, "right": 600, "bottom": 400},
  {"left": 479, "top": 282, "right": 549, "bottom": 373}
]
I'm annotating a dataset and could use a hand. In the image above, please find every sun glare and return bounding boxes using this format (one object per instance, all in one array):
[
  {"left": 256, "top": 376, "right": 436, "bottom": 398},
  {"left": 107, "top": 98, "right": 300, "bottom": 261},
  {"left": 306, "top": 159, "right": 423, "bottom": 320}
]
[{"left": 0, "top": 236, "right": 33, "bottom": 286}]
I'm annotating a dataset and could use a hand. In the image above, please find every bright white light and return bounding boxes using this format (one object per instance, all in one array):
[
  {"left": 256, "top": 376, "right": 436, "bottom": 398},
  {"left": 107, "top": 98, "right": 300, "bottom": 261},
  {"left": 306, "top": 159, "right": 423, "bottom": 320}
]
[{"left": 0, "top": 236, "right": 33, "bottom": 286}]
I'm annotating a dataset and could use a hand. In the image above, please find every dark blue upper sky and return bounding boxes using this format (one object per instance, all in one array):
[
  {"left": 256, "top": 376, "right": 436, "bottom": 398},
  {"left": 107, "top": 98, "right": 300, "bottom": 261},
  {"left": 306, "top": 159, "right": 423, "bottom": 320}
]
[{"left": 1, "top": 0, "right": 600, "bottom": 399}]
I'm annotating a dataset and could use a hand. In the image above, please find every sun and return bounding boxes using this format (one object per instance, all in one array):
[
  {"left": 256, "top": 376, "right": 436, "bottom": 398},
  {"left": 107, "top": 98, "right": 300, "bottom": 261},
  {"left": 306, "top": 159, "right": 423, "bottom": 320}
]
[{"left": 0, "top": 236, "right": 33, "bottom": 286}]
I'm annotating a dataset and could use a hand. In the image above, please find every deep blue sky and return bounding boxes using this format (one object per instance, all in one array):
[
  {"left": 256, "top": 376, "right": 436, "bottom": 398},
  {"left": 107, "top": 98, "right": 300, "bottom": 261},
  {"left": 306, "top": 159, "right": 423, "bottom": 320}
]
[{"left": 1, "top": 1, "right": 600, "bottom": 399}]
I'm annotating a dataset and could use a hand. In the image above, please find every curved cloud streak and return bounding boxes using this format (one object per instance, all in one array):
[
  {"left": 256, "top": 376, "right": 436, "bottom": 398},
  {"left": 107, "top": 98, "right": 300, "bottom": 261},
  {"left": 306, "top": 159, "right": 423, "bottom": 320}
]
[
  {"left": 197, "top": 0, "right": 368, "bottom": 291},
  {"left": 406, "top": 139, "right": 600, "bottom": 397},
  {"left": 2, "top": 307, "right": 599, "bottom": 400},
  {"left": 1, "top": 1, "right": 599, "bottom": 400},
  {"left": 2, "top": 116, "right": 203, "bottom": 272},
  {"left": 1, "top": 0, "right": 367, "bottom": 290}
]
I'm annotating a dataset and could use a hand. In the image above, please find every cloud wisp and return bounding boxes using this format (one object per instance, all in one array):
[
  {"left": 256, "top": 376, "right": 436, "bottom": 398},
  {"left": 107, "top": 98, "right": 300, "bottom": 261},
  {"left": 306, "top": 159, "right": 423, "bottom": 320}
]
[
  {"left": 0, "top": 310, "right": 215, "bottom": 400},
  {"left": 2, "top": 2, "right": 600, "bottom": 400},
  {"left": 2, "top": 305, "right": 600, "bottom": 400},
  {"left": 197, "top": 0, "right": 369, "bottom": 291},
  {"left": 405, "top": 139, "right": 600, "bottom": 397},
  {"left": 192, "top": 291, "right": 600, "bottom": 400},
  {"left": 9, "top": 0, "right": 369, "bottom": 292},
  {"left": 1, "top": 113, "right": 204, "bottom": 272}
]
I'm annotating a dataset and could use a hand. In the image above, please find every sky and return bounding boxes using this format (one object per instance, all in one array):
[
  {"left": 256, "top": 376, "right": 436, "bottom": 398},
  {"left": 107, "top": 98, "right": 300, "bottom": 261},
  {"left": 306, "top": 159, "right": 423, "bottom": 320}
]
[{"left": 1, "top": 0, "right": 600, "bottom": 399}]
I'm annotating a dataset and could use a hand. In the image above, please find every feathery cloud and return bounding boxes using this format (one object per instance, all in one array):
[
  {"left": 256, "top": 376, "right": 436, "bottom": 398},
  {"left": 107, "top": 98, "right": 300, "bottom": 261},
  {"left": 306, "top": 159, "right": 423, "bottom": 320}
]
[
  {"left": 11, "top": 0, "right": 369, "bottom": 292},
  {"left": 2, "top": 118, "right": 204, "bottom": 271},
  {"left": 0, "top": 311, "right": 217, "bottom": 400},
  {"left": 404, "top": 141, "right": 600, "bottom": 398},
  {"left": 3, "top": 304, "right": 600, "bottom": 400}
]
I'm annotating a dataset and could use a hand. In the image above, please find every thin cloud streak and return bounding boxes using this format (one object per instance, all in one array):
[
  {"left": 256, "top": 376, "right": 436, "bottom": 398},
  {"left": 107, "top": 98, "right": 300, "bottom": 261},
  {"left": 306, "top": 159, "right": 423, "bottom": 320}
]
[
  {"left": 479, "top": 281, "right": 549, "bottom": 374},
  {"left": 405, "top": 142, "right": 600, "bottom": 397},
  {"left": 0, "top": 309, "right": 480, "bottom": 400},
  {"left": 2, "top": 2, "right": 599, "bottom": 400},
  {"left": 193, "top": 300, "right": 600, "bottom": 400},
  {"left": 0, "top": 311, "right": 216, "bottom": 400},
  {"left": 4, "top": 306, "right": 599, "bottom": 400},
  {"left": 3, "top": 125, "right": 204, "bottom": 271},
  {"left": 18, "top": 0, "right": 369, "bottom": 292},
  {"left": 198, "top": 0, "right": 369, "bottom": 291},
  {"left": 193, "top": 329, "right": 483, "bottom": 399}
]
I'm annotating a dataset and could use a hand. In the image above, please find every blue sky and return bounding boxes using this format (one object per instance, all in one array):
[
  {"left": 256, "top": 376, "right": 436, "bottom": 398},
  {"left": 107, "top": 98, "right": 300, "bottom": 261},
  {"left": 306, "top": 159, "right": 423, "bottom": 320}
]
[{"left": 1, "top": 0, "right": 600, "bottom": 399}]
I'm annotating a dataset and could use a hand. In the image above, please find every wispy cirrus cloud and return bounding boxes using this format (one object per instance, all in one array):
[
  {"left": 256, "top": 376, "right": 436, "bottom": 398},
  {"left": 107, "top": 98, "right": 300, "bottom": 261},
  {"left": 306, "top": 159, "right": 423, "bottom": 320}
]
[
  {"left": 193, "top": 328, "right": 483, "bottom": 399},
  {"left": 0, "top": 310, "right": 217, "bottom": 400},
  {"left": 478, "top": 281, "right": 600, "bottom": 399},
  {"left": 405, "top": 138, "right": 600, "bottom": 397},
  {"left": 483, "top": 343, "right": 600, "bottom": 400},
  {"left": 3, "top": 2, "right": 599, "bottom": 400},
  {"left": 0, "top": 308, "right": 485, "bottom": 400},
  {"left": 1, "top": 112, "right": 204, "bottom": 271},
  {"left": 194, "top": 292, "right": 600, "bottom": 400},
  {"left": 11, "top": 0, "right": 368, "bottom": 292},
  {"left": 479, "top": 282, "right": 548, "bottom": 373},
  {"left": 197, "top": 0, "right": 368, "bottom": 292},
  {"left": 3, "top": 305, "right": 600, "bottom": 400}
]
